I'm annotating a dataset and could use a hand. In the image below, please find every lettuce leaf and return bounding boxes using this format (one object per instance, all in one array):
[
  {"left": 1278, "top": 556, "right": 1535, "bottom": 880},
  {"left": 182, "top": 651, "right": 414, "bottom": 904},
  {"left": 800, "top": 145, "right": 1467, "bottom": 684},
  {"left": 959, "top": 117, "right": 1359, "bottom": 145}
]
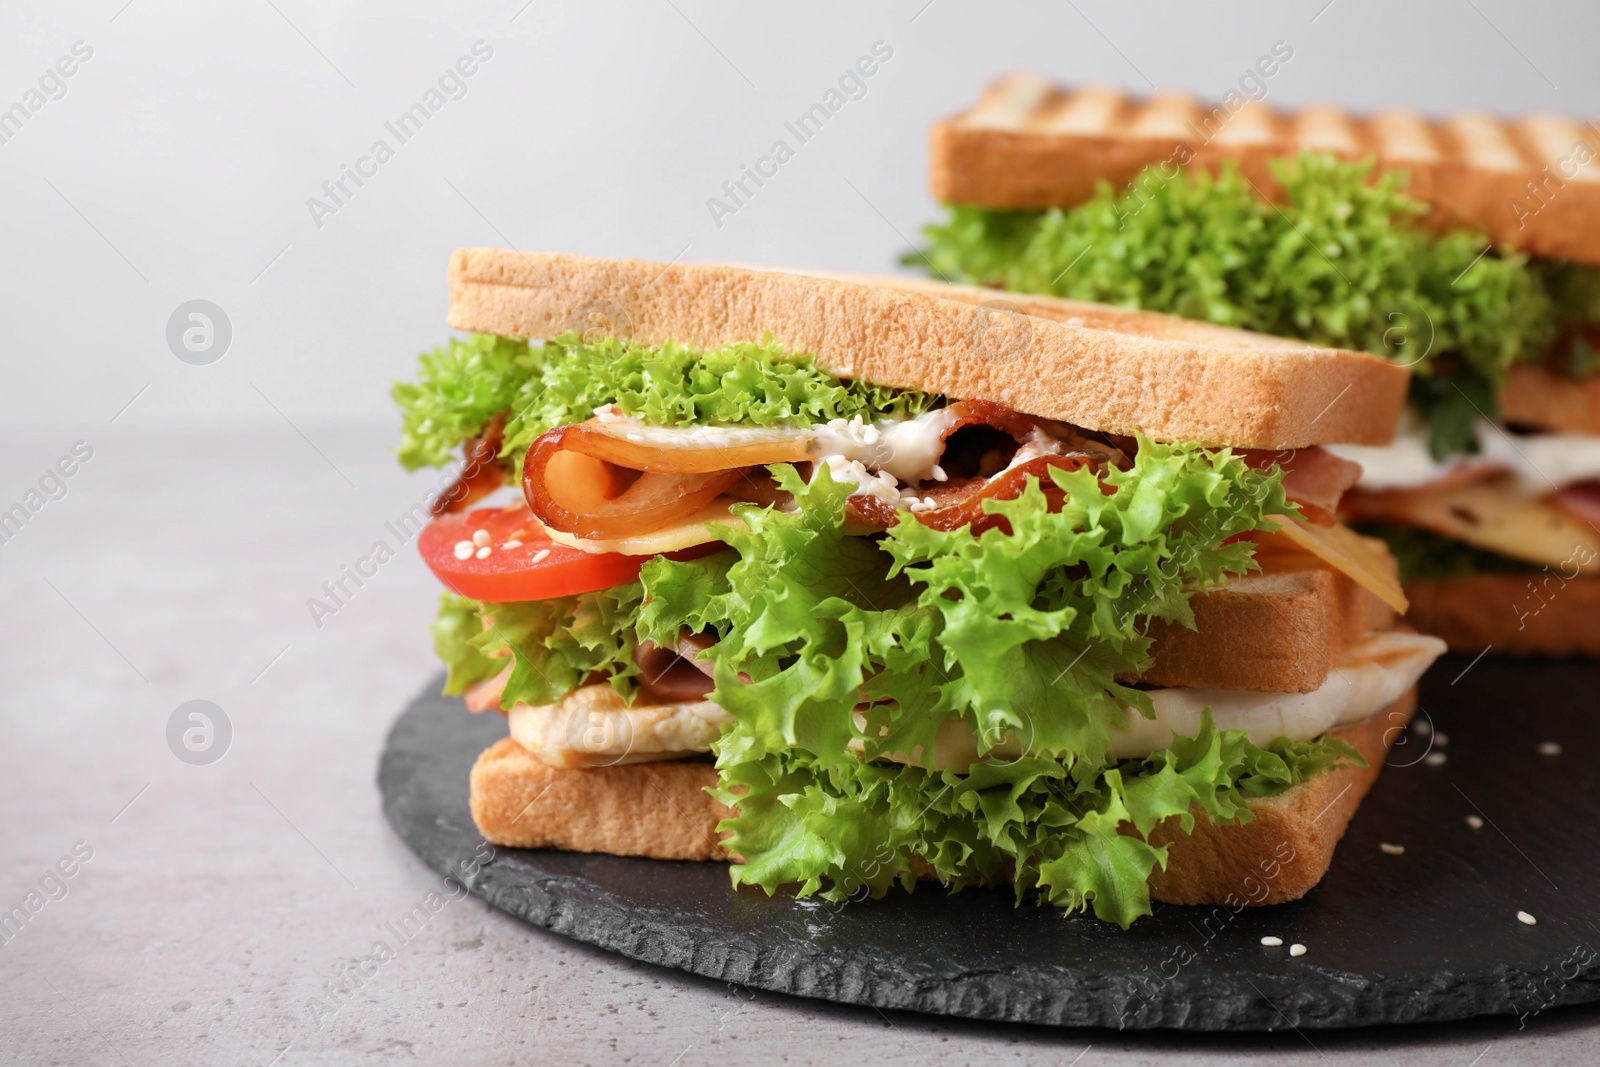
[
  {"left": 715, "top": 712, "right": 1363, "bottom": 926},
  {"left": 633, "top": 442, "right": 1292, "bottom": 925},
  {"left": 431, "top": 592, "right": 504, "bottom": 695},
  {"left": 912, "top": 155, "right": 1600, "bottom": 454},
  {"left": 1537, "top": 260, "right": 1600, "bottom": 378},
  {"left": 395, "top": 332, "right": 931, "bottom": 474},
  {"left": 434, "top": 584, "right": 646, "bottom": 706},
  {"left": 427, "top": 445, "right": 1355, "bottom": 925}
]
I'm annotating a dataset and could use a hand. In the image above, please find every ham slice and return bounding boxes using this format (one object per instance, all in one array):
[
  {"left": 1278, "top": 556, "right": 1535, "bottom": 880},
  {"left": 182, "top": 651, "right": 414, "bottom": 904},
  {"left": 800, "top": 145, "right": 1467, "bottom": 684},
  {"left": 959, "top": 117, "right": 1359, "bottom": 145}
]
[
  {"left": 434, "top": 411, "right": 508, "bottom": 515},
  {"left": 1242, "top": 447, "right": 1362, "bottom": 525},
  {"left": 633, "top": 632, "right": 717, "bottom": 703},
  {"left": 464, "top": 664, "right": 512, "bottom": 713},
  {"left": 1550, "top": 481, "right": 1600, "bottom": 532}
]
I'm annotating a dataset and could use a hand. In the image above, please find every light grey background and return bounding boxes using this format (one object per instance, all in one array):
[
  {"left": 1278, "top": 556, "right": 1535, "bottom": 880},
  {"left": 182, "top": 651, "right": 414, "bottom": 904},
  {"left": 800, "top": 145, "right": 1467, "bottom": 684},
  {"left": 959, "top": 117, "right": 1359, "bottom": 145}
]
[
  {"left": 4, "top": 2, "right": 1599, "bottom": 1064},
  {"left": 3, "top": 0, "right": 1599, "bottom": 431}
]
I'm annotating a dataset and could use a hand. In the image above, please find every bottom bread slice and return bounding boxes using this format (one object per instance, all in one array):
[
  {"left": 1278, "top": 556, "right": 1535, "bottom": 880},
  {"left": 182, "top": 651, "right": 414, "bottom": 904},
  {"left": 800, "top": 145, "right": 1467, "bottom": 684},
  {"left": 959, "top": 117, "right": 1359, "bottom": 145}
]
[
  {"left": 1403, "top": 574, "right": 1600, "bottom": 657},
  {"left": 469, "top": 689, "right": 1415, "bottom": 906}
]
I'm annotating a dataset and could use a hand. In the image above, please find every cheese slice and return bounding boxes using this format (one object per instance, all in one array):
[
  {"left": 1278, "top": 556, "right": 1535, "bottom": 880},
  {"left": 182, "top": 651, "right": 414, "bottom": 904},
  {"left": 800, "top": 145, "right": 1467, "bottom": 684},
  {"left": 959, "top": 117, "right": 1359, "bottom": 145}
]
[
  {"left": 1259, "top": 516, "right": 1410, "bottom": 613},
  {"left": 1356, "top": 480, "right": 1600, "bottom": 575},
  {"left": 540, "top": 501, "right": 739, "bottom": 555}
]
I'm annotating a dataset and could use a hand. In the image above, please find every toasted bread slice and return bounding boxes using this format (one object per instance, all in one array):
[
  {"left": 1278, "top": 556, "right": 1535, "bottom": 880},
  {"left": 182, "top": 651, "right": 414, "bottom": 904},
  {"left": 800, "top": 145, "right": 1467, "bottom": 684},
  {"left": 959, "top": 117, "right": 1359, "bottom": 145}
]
[
  {"left": 469, "top": 688, "right": 1414, "bottom": 907},
  {"left": 470, "top": 748, "right": 732, "bottom": 861},
  {"left": 1403, "top": 573, "right": 1600, "bottom": 656},
  {"left": 1146, "top": 687, "right": 1412, "bottom": 905},
  {"left": 447, "top": 250, "right": 1407, "bottom": 449},
  {"left": 1501, "top": 364, "right": 1600, "bottom": 436},
  {"left": 930, "top": 75, "right": 1600, "bottom": 267},
  {"left": 1144, "top": 551, "right": 1394, "bottom": 693}
]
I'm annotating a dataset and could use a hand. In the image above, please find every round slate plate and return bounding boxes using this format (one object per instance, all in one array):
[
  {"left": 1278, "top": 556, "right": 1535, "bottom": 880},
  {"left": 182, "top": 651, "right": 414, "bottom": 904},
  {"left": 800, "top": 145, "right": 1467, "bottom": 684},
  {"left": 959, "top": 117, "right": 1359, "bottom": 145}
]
[{"left": 379, "top": 656, "right": 1600, "bottom": 1030}]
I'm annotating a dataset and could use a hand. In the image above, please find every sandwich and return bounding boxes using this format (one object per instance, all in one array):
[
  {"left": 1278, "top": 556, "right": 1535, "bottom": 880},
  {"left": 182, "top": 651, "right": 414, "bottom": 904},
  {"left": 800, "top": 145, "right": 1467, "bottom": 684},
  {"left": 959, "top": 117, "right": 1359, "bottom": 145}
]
[
  {"left": 917, "top": 76, "right": 1600, "bottom": 655},
  {"left": 393, "top": 249, "right": 1443, "bottom": 927}
]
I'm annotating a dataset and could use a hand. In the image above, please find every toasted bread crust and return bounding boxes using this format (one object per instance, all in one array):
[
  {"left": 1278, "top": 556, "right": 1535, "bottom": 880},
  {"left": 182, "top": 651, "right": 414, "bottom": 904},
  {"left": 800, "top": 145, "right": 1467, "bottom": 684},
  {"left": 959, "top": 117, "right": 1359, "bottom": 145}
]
[
  {"left": 1500, "top": 364, "right": 1600, "bottom": 436},
  {"left": 1143, "top": 549, "right": 1394, "bottom": 693},
  {"left": 468, "top": 690, "right": 1415, "bottom": 907},
  {"left": 470, "top": 746, "right": 733, "bottom": 860},
  {"left": 1403, "top": 573, "right": 1600, "bottom": 656},
  {"left": 447, "top": 250, "right": 1406, "bottom": 449},
  {"left": 930, "top": 76, "right": 1600, "bottom": 267},
  {"left": 1145, "top": 688, "right": 1412, "bottom": 905}
]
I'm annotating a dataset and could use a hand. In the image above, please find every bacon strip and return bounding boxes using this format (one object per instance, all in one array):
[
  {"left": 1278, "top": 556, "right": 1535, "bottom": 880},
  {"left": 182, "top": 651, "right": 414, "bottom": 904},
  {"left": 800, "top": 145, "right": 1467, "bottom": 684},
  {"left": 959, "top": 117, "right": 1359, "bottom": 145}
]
[
  {"left": 521, "top": 400, "right": 1126, "bottom": 539},
  {"left": 1241, "top": 446, "right": 1362, "bottom": 525},
  {"left": 633, "top": 632, "right": 717, "bottom": 703},
  {"left": 846, "top": 454, "right": 1096, "bottom": 533},
  {"left": 433, "top": 411, "right": 508, "bottom": 515},
  {"left": 523, "top": 424, "right": 742, "bottom": 539},
  {"left": 843, "top": 400, "right": 1121, "bottom": 532}
]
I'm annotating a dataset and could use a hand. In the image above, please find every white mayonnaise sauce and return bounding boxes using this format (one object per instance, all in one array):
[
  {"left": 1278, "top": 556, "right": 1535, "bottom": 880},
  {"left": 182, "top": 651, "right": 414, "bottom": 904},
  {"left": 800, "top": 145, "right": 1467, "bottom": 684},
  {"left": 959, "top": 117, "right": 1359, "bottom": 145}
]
[{"left": 1329, "top": 416, "right": 1600, "bottom": 493}]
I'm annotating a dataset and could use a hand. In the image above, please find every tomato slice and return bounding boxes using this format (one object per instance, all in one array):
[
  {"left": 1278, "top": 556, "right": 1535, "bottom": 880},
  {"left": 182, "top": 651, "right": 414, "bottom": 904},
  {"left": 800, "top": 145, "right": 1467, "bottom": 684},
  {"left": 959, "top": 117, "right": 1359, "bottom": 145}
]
[{"left": 418, "top": 503, "right": 651, "bottom": 601}]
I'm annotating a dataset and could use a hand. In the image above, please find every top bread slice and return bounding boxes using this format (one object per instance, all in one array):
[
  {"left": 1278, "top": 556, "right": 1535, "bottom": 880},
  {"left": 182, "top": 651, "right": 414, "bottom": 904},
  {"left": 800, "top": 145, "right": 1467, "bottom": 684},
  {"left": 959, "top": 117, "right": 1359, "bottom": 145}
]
[
  {"left": 448, "top": 249, "right": 1406, "bottom": 448},
  {"left": 930, "top": 75, "right": 1600, "bottom": 267}
]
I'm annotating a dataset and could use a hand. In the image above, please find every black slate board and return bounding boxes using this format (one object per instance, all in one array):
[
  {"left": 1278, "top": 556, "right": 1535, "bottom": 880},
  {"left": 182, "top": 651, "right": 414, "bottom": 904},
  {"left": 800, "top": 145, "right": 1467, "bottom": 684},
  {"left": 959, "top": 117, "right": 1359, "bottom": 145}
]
[{"left": 379, "top": 656, "right": 1600, "bottom": 1030}]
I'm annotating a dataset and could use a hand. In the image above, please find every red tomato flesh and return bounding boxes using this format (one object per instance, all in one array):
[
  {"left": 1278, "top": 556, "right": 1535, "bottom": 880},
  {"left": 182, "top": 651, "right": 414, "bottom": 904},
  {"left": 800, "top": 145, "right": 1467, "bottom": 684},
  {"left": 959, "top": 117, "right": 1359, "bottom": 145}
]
[{"left": 418, "top": 503, "right": 650, "bottom": 601}]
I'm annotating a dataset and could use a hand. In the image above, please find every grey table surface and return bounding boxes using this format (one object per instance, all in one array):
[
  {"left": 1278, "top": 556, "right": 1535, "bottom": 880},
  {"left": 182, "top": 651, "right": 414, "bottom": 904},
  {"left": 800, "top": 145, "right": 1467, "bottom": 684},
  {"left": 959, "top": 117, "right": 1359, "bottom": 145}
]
[{"left": 3, "top": 426, "right": 1596, "bottom": 1066}]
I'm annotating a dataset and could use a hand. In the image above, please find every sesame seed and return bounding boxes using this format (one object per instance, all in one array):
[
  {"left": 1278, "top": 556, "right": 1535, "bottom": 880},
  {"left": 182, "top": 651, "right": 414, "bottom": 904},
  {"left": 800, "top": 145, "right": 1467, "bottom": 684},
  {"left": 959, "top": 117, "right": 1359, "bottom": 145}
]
[
  {"left": 472, "top": 529, "right": 491, "bottom": 547},
  {"left": 1433, "top": 731, "right": 1449, "bottom": 747},
  {"left": 453, "top": 541, "right": 475, "bottom": 560},
  {"left": 475, "top": 546, "right": 492, "bottom": 560},
  {"left": 1538, "top": 741, "right": 1562, "bottom": 757},
  {"left": 530, "top": 548, "right": 551, "bottom": 564},
  {"left": 1466, "top": 815, "right": 1484, "bottom": 830},
  {"left": 1289, "top": 944, "right": 1307, "bottom": 957},
  {"left": 1517, "top": 911, "right": 1537, "bottom": 926},
  {"left": 1424, "top": 752, "right": 1447, "bottom": 767},
  {"left": 862, "top": 425, "right": 881, "bottom": 445},
  {"left": 932, "top": 464, "right": 948, "bottom": 482},
  {"left": 1380, "top": 842, "right": 1405, "bottom": 855},
  {"left": 1260, "top": 936, "right": 1283, "bottom": 947},
  {"left": 502, "top": 539, "right": 523, "bottom": 550},
  {"left": 1414, "top": 719, "right": 1432, "bottom": 736}
]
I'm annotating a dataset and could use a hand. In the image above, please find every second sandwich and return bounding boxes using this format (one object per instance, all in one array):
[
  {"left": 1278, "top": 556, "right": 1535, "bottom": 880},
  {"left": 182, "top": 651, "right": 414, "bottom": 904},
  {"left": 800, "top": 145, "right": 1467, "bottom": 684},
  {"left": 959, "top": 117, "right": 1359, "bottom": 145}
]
[{"left": 919, "top": 77, "right": 1600, "bottom": 654}]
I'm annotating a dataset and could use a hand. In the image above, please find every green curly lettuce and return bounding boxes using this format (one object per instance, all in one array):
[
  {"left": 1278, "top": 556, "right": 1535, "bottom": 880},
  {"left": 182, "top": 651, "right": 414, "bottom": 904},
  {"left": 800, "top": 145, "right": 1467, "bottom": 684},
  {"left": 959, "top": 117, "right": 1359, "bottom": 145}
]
[
  {"left": 1538, "top": 260, "right": 1600, "bottom": 378},
  {"left": 717, "top": 716, "right": 1362, "bottom": 918},
  {"left": 394, "top": 332, "right": 931, "bottom": 476},
  {"left": 431, "top": 592, "right": 503, "bottom": 695},
  {"left": 916, "top": 156, "right": 1554, "bottom": 380},
  {"left": 627, "top": 443, "right": 1310, "bottom": 926},
  {"left": 428, "top": 445, "right": 1366, "bottom": 925},
  {"left": 431, "top": 584, "right": 645, "bottom": 706},
  {"left": 912, "top": 155, "right": 1600, "bottom": 457}
]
